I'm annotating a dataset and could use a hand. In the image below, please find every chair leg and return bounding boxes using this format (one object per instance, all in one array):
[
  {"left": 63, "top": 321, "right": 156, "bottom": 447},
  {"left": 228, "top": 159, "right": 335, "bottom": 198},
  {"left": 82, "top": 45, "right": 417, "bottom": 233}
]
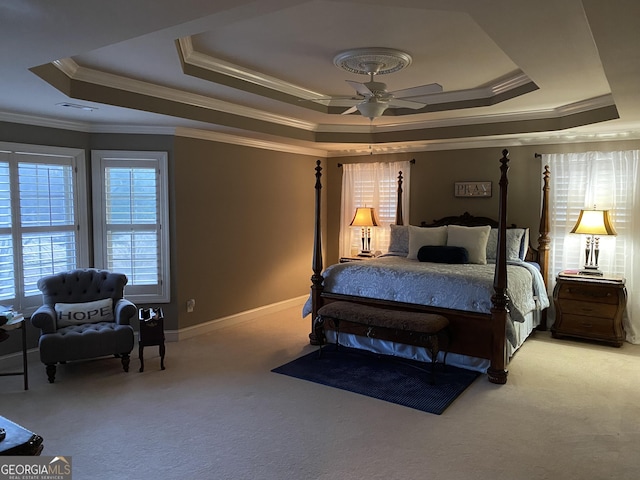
[
  {"left": 159, "top": 343, "right": 166, "bottom": 371},
  {"left": 138, "top": 344, "right": 145, "bottom": 372},
  {"left": 46, "top": 364, "right": 56, "bottom": 383},
  {"left": 120, "top": 353, "right": 130, "bottom": 372}
]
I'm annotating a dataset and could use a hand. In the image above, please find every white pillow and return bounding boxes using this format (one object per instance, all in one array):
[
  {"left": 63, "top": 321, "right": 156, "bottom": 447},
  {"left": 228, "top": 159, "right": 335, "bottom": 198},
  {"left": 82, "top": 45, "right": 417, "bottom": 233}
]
[
  {"left": 447, "top": 225, "right": 491, "bottom": 264},
  {"left": 55, "top": 298, "right": 114, "bottom": 328},
  {"left": 407, "top": 225, "right": 447, "bottom": 260}
]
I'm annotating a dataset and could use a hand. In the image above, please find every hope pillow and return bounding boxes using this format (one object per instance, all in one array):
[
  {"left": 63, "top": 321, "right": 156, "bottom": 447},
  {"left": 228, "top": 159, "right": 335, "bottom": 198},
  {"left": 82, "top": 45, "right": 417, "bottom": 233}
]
[{"left": 55, "top": 298, "right": 114, "bottom": 328}]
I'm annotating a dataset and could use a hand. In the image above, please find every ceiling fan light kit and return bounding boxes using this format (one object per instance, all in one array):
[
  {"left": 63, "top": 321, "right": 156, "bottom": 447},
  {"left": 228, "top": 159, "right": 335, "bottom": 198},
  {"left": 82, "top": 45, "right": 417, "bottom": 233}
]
[
  {"left": 356, "top": 99, "right": 389, "bottom": 121},
  {"left": 331, "top": 47, "right": 443, "bottom": 120}
]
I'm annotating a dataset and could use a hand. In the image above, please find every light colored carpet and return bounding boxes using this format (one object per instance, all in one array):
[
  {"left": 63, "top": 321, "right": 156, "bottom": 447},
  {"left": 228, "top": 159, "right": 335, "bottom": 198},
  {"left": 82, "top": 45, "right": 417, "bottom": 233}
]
[{"left": 1, "top": 304, "right": 639, "bottom": 480}]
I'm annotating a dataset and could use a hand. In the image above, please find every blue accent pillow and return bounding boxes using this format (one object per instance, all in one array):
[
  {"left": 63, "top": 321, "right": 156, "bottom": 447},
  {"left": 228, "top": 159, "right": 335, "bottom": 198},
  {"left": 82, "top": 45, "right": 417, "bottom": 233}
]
[{"left": 417, "top": 245, "right": 469, "bottom": 264}]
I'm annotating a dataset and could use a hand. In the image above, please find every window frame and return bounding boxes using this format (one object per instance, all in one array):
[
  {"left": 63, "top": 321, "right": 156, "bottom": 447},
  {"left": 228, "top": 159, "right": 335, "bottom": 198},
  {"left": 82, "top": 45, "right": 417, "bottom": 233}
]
[
  {"left": 0, "top": 142, "right": 89, "bottom": 313},
  {"left": 91, "top": 150, "right": 170, "bottom": 304}
]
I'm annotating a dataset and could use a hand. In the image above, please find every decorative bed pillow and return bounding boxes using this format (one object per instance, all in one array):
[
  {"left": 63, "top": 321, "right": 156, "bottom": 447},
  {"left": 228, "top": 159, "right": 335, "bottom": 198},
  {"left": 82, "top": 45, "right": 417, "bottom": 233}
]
[
  {"left": 388, "top": 224, "right": 409, "bottom": 255},
  {"left": 55, "top": 298, "right": 114, "bottom": 328},
  {"left": 486, "top": 228, "right": 528, "bottom": 262},
  {"left": 417, "top": 245, "right": 469, "bottom": 264},
  {"left": 407, "top": 225, "right": 447, "bottom": 260},
  {"left": 446, "top": 224, "right": 491, "bottom": 264}
]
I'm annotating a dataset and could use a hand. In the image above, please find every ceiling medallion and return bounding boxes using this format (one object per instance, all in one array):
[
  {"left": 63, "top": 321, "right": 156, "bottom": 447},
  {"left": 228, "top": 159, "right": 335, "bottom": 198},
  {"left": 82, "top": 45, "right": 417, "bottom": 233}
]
[{"left": 333, "top": 48, "right": 412, "bottom": 76}]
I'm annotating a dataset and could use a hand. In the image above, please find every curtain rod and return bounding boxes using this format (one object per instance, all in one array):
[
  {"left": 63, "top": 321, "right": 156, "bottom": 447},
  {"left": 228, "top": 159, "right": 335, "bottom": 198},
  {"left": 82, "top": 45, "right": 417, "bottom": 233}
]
[{"left": 337, "top": 158, "right": 416, "bottom": 167}]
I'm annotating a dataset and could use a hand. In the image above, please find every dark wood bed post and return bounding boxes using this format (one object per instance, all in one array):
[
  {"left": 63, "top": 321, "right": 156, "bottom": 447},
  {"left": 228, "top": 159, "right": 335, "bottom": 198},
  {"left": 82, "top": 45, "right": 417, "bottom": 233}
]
[
  {"left": 538, "top": 165, "right": 551, "bottom": 287},
  {"left": 309, "top": 160, "right": 324, "bottom": 345},
  {"left": 488, "top": 149, "right": 510, "bottom": 384},
  {"left": 395, "top": 171, "right": 404, "bottom": 226},
  {"left": 535, "top": 165, "right": 551, "bottom": 331}
]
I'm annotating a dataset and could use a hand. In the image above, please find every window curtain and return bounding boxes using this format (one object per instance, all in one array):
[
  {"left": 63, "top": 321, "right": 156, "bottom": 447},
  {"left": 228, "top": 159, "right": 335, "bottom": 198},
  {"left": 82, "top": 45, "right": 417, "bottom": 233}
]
[
  {"left": 340, "top": 161, "right": 411, "bottom": 257},
  {"left": 543, "top": 150, "right": 639, "bottom": 343}
]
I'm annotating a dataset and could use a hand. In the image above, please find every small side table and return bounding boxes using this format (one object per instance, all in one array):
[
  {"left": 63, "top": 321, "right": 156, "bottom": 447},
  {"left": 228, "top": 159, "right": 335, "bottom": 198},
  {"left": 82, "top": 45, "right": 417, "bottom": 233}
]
[
  {"left": 0, "top": 316, "right": 28, "bottom": 390},
  {"left": 138, "top": 308, "right": 165, "bottom": 372},
  {"left": 552, "top": 273, "right": 627, "bottom": 346}
]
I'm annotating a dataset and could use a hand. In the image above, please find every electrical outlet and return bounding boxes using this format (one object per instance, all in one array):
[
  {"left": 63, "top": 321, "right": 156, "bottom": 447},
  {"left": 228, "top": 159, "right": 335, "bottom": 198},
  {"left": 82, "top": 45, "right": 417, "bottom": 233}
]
[{"left": 186, "top": 299, "right": 195, "bottom": 313}]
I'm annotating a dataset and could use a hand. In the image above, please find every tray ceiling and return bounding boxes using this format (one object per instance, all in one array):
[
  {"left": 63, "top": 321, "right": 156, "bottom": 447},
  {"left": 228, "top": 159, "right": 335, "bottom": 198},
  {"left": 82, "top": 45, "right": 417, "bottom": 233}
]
[{"left": 2, "top": 0, "right": 639, "bottom": 156}]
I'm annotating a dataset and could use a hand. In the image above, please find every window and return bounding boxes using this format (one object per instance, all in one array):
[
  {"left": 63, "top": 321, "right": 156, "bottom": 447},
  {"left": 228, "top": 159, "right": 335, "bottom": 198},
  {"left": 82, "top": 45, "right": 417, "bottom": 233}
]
[
  {"left": 0, "top": 142, "right": 88, "bottom": 312},
  {"left": 544, "top": 150, "right": 639, "bottom": 343},
  {"left": 92, "top": 151, "right": 170, "bottom": 303},
  {"left": 339, "top": 161, "right": 411, "bottom": 257}
]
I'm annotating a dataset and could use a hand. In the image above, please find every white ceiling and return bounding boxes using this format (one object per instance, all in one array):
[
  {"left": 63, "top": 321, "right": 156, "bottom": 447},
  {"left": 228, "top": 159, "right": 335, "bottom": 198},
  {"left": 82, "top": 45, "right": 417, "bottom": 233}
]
[{"left": 2, "top": 0, "right": 639, "bottom": 156}]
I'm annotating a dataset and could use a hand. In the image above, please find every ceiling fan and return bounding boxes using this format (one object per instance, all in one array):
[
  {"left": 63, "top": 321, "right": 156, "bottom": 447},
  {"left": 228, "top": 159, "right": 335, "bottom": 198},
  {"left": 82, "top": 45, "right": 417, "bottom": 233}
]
[
  {"left": 318, "top": 48, "right": 443, "bottom": 120},
  {"left": 340, "top": 71, "right": 443, "bottom": 120}
]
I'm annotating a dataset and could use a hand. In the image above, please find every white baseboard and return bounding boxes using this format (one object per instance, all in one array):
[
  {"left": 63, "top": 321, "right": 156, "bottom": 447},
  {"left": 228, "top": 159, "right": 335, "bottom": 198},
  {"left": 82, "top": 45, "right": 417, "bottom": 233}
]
[{"left": 165, "top": 295, "right": 307, "bottom": 342}]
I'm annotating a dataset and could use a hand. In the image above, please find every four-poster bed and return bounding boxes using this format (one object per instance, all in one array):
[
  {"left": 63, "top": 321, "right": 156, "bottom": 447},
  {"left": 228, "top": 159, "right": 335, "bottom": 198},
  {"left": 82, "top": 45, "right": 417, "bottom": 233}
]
[{"left": 306, "top": 150, "right": 551, "bottom": 384}]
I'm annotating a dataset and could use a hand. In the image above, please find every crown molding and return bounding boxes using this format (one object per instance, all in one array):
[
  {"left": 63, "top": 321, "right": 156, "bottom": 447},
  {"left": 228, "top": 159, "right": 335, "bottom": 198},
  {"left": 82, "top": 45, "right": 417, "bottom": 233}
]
[
  {"left": 3, "top": 107, "right": 638, "bottom": 159},
  {"left": 177, "top": 37, "right": 324, "bottom": 101},
  {"left": 0, "top": 109, "right": 178, "bottom": 135},
  {"left": 323, "top": 128, "right": 640, "bottom": 157},
  {"left": 360, "top": 95, "right": 617, "bottom": 133},
  {"left": 52, "top": 59, "right": 317, "bottom": 132},
  {"left": 174, "top": 127, "right": 328, "bottom": 157},
  {"left": 0, "top": 110, "right": 94, "bottom": 132}
]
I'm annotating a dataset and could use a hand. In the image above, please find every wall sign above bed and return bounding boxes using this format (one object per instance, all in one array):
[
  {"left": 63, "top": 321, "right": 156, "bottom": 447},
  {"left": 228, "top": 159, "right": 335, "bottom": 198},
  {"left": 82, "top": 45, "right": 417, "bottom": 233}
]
[{"left": 454, "top": 181, "right": 492, "bottom": 198}]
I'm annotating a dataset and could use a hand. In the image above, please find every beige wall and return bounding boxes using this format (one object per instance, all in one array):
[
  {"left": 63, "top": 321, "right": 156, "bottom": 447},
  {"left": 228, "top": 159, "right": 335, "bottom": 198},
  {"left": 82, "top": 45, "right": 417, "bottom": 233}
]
[{"left": 172, "top": 137, "right": 320, "bottom": 329}]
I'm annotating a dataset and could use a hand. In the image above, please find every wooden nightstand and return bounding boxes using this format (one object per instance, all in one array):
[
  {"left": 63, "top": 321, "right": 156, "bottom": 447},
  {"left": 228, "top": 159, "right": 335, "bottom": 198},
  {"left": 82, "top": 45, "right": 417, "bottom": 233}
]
[{"left": 552, "top": 273, "right": 627, "bottom": 347}]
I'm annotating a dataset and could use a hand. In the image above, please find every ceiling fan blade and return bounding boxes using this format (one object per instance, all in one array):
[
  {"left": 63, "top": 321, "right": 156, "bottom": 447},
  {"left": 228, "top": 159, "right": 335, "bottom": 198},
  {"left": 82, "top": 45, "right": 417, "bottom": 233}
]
[
  {"left": 346, "top": 80, "right": 373, "bottom": 97},
  {"left": 301, "top": 95, "right": 359, "bottom": 101},
  {"left": 341, "top": 105, "right": 359, "bottom": 115},
  {"left": 300, "top": 96, "right": 361, "bottom": 107},
  {"left": 388, "top": 98, "right": 427, "bottom": 110},
  {"left": 326, "top": 99, "right": 362, "bottom": 108},
  {"left": 391, "top": 83, "right": 443, "bottom": 99}
]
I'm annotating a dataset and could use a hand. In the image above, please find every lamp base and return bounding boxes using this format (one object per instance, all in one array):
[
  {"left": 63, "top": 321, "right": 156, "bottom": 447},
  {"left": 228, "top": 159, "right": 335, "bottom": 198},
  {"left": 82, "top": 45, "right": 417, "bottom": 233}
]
[
  {"left": 357, "top": 251, "right": 374, "bottom": 257},
  {"left": 578, "top": 267, "right": 603, "bottom": 276}
]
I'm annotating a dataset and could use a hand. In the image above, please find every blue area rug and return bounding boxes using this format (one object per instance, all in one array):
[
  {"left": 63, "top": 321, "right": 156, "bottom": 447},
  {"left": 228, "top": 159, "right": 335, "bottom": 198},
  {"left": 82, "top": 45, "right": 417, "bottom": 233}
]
[{"left": 272, "top": 347, "right": 480, "bottom": 415}]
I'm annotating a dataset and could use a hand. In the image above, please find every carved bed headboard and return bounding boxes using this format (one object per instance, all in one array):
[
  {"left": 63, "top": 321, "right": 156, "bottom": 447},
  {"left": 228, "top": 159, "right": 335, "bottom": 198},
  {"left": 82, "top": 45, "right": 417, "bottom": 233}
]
[{"left": 420, "top": 212, "right": 515, "bottom": 229}]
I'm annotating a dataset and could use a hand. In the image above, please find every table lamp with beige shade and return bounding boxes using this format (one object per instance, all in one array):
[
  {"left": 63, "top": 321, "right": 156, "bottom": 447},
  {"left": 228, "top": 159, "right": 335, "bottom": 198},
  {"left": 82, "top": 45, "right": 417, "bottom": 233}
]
[
  {"left": 570, "top": 207, "right": 617, "bottom": 276},
  {"left": 350, "top": 207, "right": 379, "bottom": 257}
]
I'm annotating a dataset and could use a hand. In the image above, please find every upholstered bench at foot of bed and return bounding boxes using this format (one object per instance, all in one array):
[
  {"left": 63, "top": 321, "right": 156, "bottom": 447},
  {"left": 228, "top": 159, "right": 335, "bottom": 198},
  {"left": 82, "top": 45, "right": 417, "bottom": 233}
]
[{"left": 315, "top": 301, "right": 450, "bottom": 383}]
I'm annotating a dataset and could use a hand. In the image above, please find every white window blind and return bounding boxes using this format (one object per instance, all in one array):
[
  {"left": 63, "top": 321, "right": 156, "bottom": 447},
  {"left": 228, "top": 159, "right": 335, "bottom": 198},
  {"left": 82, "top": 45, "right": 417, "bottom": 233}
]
[
  {"left": 92, "top": 151, "right": 170, "bottom": 303},
  {"left": 0, "top": 156, "right": 14, "bottom": 300},
  {"left": 105, "top": 167, "right": 158, "bottom": 285},
  {"left": 0, "top": 143, "right": 88, "bottom": 312},
  {"left": 19, "top": 161, "right": 77, "bottom": 296}
]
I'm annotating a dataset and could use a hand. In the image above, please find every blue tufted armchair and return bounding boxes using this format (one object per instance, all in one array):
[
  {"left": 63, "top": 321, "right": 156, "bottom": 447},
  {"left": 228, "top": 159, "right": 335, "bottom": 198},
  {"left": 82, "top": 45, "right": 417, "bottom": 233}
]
[{"left": 30, "top": 269, "right": 137, "bottom": 383}]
